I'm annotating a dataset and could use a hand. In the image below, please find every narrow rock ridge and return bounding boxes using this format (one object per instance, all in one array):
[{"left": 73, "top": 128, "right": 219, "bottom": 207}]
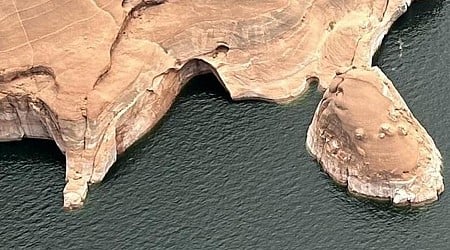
[{"left": 0, "top": 0, "right": 443, "bottom": 209}]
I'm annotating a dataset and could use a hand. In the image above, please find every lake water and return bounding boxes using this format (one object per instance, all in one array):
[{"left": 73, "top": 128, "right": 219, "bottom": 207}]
[{"left": 1, "top": 1, "right": 449, "bottom": 249}]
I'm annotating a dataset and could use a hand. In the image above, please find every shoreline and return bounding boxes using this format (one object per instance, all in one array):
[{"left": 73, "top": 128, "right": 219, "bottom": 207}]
[{"left": 0, "top": 0, "right": 443, "bottom": 209}]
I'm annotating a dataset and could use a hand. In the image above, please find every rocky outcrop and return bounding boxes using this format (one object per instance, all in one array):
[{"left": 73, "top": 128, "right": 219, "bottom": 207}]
[
  {"left": 306, "top": 68, "right": 443, "bottom": 205},
  {"left": 0, "top": 0, "right": 443, "bottom": 209}
]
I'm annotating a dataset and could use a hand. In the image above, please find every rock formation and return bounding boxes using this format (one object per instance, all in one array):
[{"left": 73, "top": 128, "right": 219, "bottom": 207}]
[
  {"left": 306, "top": 68, "right": 443, "bottom": 205},
  {"left": 0, "top": 0, "right": 443, "bottom": 209}
]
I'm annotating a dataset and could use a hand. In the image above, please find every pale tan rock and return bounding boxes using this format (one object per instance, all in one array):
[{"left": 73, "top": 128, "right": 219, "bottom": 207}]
[
  {"left": 63, "top": 177, "right": 88, "bottom": 210},
  {"left": 0, "top": 0, "right": 443, "bottom": 209},
  {"left": 306, "top": 68, "right": 443, "bottom": 205}
]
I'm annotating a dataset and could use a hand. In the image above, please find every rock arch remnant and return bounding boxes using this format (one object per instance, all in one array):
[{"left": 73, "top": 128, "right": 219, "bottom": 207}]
[{"left": 0, "top": 0, "right": 443, "bottom": 209}]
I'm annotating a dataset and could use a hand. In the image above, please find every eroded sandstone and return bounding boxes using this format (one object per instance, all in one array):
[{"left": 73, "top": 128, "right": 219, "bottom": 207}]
[
  {"left": 0, "top": 0, "right": 443, "bottom": 209},
  {"left": 306, "top": 68, "right": 443, "bottom": 205}
]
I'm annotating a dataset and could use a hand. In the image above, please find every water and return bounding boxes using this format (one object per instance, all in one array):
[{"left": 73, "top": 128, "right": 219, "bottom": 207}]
[{"left": 0, "top": 1, "right": 449, "bottom": 249}]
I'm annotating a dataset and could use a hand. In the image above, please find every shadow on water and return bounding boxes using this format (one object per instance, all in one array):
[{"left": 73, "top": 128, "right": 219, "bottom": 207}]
[
  {"left": 181, "top": 73, "right": 233, "bottom": 102},
  {"left": 103, "top": 73, "right": 234, "bottom": 183},
  {"left": 0, "top": 139, "right": 63, "bottom": 159},
  {"left": 0, "top": 139, "right": 64, "bottom": 170},
  {"left": 0, "top": 139, "right": 65, "bottom": 213}
]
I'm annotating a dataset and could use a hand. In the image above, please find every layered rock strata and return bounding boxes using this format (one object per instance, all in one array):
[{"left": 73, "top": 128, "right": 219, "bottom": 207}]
[{"left": 0, "top": 0, "right": 443, "bottom": 209}]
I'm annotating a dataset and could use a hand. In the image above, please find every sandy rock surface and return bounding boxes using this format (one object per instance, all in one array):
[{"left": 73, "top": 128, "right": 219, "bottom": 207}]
[
  {"left": 0, "top": 0, "right": 442, "bottom": 209},
  {"left": 306, "top": 68, "right": 443, "bottom": 205}
]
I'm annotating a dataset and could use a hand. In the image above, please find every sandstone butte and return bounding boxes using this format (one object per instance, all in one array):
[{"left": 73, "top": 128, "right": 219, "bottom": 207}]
[{"left": 0, "top": 0, "right": 444, "bottom": 210}]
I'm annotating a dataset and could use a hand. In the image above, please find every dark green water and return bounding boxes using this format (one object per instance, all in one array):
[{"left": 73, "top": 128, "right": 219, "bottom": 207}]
[{"left": 1, "top": 1, "right": 449, "bottom": 249}]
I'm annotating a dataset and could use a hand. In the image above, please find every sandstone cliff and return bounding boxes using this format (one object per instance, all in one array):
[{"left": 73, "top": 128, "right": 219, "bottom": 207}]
[{"left": 0, "top": 0, "right": 443, "bottom": 209}]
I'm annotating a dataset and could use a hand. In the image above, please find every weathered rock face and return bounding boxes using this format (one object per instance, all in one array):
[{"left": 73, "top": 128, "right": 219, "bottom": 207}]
[
  {"left": 306, "top": 68, "right": 444, "bottom": 205},
  {"left": 0, "top": 0, "right": 443, "bottom": 209}
]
